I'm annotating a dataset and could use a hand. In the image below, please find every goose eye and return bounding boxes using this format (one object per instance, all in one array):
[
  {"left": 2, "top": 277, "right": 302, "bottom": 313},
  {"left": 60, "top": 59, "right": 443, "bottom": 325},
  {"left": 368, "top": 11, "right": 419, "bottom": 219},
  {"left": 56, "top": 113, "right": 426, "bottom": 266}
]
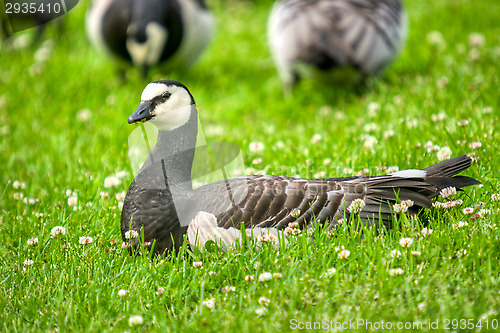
[{"left": 162, "top": 91, "right": 171, "bottom": 99}]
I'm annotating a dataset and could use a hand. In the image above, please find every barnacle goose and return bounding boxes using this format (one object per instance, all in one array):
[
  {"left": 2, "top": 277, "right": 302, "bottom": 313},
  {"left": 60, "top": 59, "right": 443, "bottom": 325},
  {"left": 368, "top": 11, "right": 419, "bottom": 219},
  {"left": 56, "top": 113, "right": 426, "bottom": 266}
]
[
  {"left": 267, "top": 0, "right": 406, "bottom": 89},
  {"left": 121, "top": 80, "right": 479, "bottom": 255},
  {"left": 0, "top": 0, "right": 72, "bottom": 45},
  {"left": 86, "top": 0, "right": 214, "bottom": 77}
]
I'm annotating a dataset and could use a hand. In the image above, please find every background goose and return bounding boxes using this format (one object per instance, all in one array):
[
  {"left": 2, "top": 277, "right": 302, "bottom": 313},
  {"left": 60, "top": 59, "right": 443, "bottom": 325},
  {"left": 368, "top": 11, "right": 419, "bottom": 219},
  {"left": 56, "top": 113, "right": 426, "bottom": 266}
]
[
  {"left": 86, "top": 0, "right": 213, "bottom": 77},
  {"left": 267, "top": 0, "right": 406, "bottom": 89},
  {"left": 121, "top": 80, "right": 479, "bottom": 255}
]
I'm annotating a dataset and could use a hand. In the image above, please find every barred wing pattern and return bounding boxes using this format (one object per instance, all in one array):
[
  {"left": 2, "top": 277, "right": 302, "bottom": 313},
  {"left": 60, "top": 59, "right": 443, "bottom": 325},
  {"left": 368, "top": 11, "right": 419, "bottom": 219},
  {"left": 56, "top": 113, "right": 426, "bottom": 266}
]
[
  {"left": 190, "top": 155, "right": 478, "bottom": 232},
  {"left": 268, "top": 0, "right": 406, "bottom": 86},
  {"left": 124, "top": 154, "right": 479, "bottom": 253}
]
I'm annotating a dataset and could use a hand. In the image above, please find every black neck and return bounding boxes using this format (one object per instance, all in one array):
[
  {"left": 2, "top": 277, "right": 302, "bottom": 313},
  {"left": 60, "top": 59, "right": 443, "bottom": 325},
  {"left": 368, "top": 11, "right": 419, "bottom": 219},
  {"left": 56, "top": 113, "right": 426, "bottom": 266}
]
[{"left": 151, "top": 105, "right": 198, "bottom": 193}]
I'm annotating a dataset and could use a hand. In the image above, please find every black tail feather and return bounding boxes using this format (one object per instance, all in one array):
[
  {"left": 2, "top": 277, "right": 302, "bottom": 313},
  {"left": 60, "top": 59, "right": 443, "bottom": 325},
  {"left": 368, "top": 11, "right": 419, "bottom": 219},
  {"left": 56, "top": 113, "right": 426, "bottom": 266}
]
[{"left": 424, "top": 155, "right": 473, "bottom": 177}]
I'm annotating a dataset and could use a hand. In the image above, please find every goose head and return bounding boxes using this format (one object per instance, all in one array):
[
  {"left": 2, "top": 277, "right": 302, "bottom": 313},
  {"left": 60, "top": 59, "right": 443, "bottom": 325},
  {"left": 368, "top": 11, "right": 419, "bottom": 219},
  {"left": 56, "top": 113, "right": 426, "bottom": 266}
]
[{"left": 128, "top": 80, "right": 196, "bottom": 131}]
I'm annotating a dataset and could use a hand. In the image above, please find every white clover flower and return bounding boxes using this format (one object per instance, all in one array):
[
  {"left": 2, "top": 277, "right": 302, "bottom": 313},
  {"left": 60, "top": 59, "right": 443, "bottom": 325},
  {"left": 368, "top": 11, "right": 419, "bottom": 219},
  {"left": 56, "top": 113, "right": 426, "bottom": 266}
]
[
  {"left": 258, "top": 272, "right": 273, "bottom": 282},
  {"left": 426, "top": 31, "right": 446, "bottom": 49},
  {"left": 23, "top": 259, "right": 34, "bottom": 266},
  {"left": 399, "top": 237, "right": 413, "bottom": 248},
  {"left": 444, "top": 199, "right": 462, "bottom": 208},
  {"left": 13, "top": 192, "right": 24, "bottom": 200},
  {"left": 468, "top": 49, "right": 480, "bottom": 62},
  {"left": 431, "top": 110, "right": 447, "bottom": 122},
  {"left": 401, "top": 200, "right": 414, "bottom": 208},
  {"left": 390, "top": 249, "right": 402, "bottom": 259},
  {"left": 363, "top": 122, "right": 379, "bottom": 132},
  {"left": 27, "top": 238, "right": 39, "bottom": 246},
  {"left": 417, "top": 302, "right": 426, "bottom": 311},
  {"left": 222, "top": 286, "right": 236, "bottom": 293},
  {"left": 272, "top": 141, "right": 285, "bottom": 150},
  {"left": 258, "top": 234, "right": 277, "bottom": 244},
  {"left": 343, "top": 167, "right": 353, "bottom": 174},
  {"left": 284, "top": 226, "right": 301, "bottom": 236},
  {"left": 67, "top": 194, "right": 78, "bottom": 207},
  {"left": 124, "top": 230, "right": 139, "bottom": 239},
  {"left": 411, "top": 251, "right": 421, "bottom": 257},
  {"left": 23, "top": 197, "right": 39, "bottom": 205},
  {"left": 387, "top": 165, "right": 399, "bottom": 174},
  {"left": 193, "top": 261, "right": 203, "bottom": 268},
  {"left": 99, "top": 191, "right": 109, "bottom": 199},
  {"left": 156, "top": 287, "right": 165, "bottom": 295},
  {"left": 440, "top": 186, "right": 457, "bottom": 198},
  {"left": 258, "top": 296, "right": 270, "bottom": 307},
  {"left": 118, "top": 289, "right": 128, "bottom": 297},
  {"left": 290, "top": 208, "right": 301, "bottom": 219},
  {"left": 338, "top": 249, "right": 350, "bottom": 259},
  {"left": 362, "top": 134, "right": 378, "bottom": 151},
  {"left": 482, "top": 106, "right": 493, "bottom": 114},
  {"left": 115, "top": 191, "right": 126, "bottom": 201},
  {"left": 463, "top": 207, "right": 474, "bottom": 215},
  {"left": 477, "top": 209, "right": 490, "bottom": 217},
  {"left": 76, "top": 108, "right": 92, "bottom": 122},
  {"left": 13, "top": 180, "right": 26, "bottom": 189},
  {"left": 314, "top": 171, "right": 326, "bottom": 178},
  {"left": 491, "top": 193, "right": 500, "bottom": 202},
  {"left": 118, "top": 201, "right": 124, "bottom": 210},
  {"left": 392, "top": 203, "right": 408, "bottom": 214},
  {"left": 432, "top": 201, "right": 446, "bottom": 209},
  {"left": 321, "top": 268, "right": 336, "bottom": 279},
  {"left": 202, "top": 299, "right": 215, "bottom": 311},
  {"left": 437, "top": 146, "right": 452, "bottom": 161},
  {"left": 51, "top": 226, "right": 66, "bottom": 238},
  {"left": 252, "top": 157, "right": 263, "bottom": 166},
  {"left": 249, "top": 141, "right": 265, "bottom": 153},
  {"left": 383, "top": 129, "right": 395, "bottom": 139},
  {"left": 115, "top": 170, "right": 128, "bottom": 179},
  {"left": 255, "top": 307, "right": 267, "bottom": 316},
  {"left": 245, "top": 275, "right": 254, "bottom": 282},
  {"left": 469, "top": 141, "right": 482, "bottom": 150},
  {"left": 128, "top": 315, "right": 143, "bottom": 326},
  {"left": 468, "top": 33, "right": 486, "bottom": 48},
  {"left": 311, "top": 133, "right": 322, "bottom": 144},
  {"left": 104, "top": 175, "right": 120, "bottom": 188},
  {"left": 367, "top": 102, "right": 380, "bottom": 117},
  {"left": 389, "top": 268, "right": 404, "bottom": 276},
  {"left": 79, "top": 236, "right": 93, "bottom": 245},
  {"left": 423, "top": 140, "right": 434, "bottom": 151},
  {"left": 421, "top": 228, "right": 433, "bottom": 237},
  {"left": 457, "top": 119, "right": 469, "bottom": 127},
  {"left": 453, "top": 221, "right": 469, "bottom": 229},
  {"left": 347, "top": 198, "right": 365, "bottom": 214},
  {"left": 272, "top": 273, "right": 282, "bottom": 279}
]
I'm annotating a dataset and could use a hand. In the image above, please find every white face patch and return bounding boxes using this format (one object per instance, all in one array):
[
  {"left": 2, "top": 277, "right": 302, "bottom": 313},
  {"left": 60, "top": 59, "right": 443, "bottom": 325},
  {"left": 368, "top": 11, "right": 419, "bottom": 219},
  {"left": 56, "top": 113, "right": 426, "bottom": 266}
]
[
  {"left": 140, "top": 82, "right": 194, "bottom": 131},
  {"left": 127, "top": 22, "right": 168, "bottom": 67},
  {"left": 141, "top": 82, "right": 167, "bottom": 102}
]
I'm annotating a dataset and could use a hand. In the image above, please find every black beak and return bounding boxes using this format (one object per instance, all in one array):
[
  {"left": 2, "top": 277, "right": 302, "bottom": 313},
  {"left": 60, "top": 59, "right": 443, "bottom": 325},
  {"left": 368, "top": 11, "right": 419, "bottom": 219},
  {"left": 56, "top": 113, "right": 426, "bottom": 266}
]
[{"left": 128, "top": 101, "right": 154, "bottom": 124}]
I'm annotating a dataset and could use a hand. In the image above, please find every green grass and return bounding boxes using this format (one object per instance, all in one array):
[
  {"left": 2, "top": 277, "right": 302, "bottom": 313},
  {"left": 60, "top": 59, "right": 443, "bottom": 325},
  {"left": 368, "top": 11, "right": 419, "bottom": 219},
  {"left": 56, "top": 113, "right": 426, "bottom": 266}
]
[{"left": 1, "top": 0, "right": 499, "bottom": 331}]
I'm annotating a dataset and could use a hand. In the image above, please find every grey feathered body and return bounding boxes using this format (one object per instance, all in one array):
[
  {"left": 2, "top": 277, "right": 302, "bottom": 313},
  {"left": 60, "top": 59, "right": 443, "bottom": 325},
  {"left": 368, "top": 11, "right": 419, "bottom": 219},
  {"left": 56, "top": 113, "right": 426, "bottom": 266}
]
[
  {"left": 268, "top": 0, "right": 406, "bottom": 86},
  {"left": 122, "top": 149, "right": 479, "bottom": 254}
]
